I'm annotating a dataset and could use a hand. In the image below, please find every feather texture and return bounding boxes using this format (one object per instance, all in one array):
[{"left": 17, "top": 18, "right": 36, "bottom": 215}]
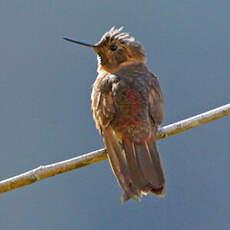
[{"left": 90, "top": 27, "right": 165, "bottom": 202}]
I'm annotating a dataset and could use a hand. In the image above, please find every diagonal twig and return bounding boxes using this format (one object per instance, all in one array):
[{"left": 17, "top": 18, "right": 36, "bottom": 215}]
[{"left": 0, "top": 103, "right": 229, "bottom": 194}]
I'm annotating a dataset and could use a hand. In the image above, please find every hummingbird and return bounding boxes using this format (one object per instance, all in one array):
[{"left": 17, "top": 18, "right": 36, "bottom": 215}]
[{"left": 64, "top": 27, "right": 166, "bottom": 202}]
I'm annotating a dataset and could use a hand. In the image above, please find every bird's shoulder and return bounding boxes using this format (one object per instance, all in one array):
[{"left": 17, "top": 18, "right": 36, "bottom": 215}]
[
  {"left": 91, "top": 71, "right": 117, "bottom": 133},
  {"left": 92, "top": 71, "right": 119, "bottom": 94}
]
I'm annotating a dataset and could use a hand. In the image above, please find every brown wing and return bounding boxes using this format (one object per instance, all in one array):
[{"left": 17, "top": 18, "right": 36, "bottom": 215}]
[
  {"left": 149, "top": 74, "right": 164, "bottom": 126},
  {"left": 91, "top": 77, "right": 140, "bottom": 201},
  {"left": 91, "top": 72, "right": 165, "bottom": 202},
  {"left": 91, "top": 72, "right": 117, "bottom": 133}
]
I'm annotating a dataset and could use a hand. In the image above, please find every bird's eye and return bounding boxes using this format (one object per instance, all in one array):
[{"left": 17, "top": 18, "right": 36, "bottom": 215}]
[{"left": 110, "top": 45, "right": 117, "bottom": 51}]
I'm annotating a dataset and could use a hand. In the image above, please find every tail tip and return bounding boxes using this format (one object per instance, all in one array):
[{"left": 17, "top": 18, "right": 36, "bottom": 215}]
[
  {"left": 151, "top": 184, "right": 167, "bottom": 197},
  {"left": 121, "top": 192, "right": 141, "bottom": 203}
]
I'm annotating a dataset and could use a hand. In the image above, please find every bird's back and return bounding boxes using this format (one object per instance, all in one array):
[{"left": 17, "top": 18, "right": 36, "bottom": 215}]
[{"left": 91, "top": 62, "right": 166, "bottom": 202}]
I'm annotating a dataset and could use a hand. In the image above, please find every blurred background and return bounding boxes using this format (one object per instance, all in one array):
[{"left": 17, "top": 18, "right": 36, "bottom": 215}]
[{"left": 0, "top": 1, "right": 229, "bottom": 229}]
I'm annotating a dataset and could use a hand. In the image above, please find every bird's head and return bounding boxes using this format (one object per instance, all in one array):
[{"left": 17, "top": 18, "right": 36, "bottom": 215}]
[{"left": 64, "top": 27, "right": 146, "bottom": 73}]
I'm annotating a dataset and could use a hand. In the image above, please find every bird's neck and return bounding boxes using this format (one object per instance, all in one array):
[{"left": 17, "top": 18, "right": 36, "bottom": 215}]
[{"left": 97, "top": 60, "right": 147, "bottom": 74}]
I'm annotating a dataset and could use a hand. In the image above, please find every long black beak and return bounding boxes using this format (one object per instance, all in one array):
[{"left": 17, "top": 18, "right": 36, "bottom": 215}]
[{"left": 63, "top": 37, "right": 97, "bottom": 48}]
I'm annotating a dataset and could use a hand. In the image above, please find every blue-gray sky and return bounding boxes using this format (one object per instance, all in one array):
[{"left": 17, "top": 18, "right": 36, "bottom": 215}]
[{"left": 0, "top": 1, "right": 229, "bottom": 229}]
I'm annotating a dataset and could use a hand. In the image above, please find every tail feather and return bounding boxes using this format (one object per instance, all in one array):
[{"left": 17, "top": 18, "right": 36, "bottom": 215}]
[
  {"left": 123, "top": 139, "right": 149, "bottom": 192},
  {"left": 103, "top": 127, "right": 141, "bottom": 202},
  {"left": 104, "top": 126, "right": 166, "bottom": 202},
  {"left": 135, "top": 138, "right": 166, "bottom": 196}
]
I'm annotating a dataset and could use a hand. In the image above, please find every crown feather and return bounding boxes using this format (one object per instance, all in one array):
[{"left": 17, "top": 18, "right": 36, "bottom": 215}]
[
  {"left": 95, "top": 26, "right": 146, "bottom": 73},
  {"left": 97, "top": 26, "right": 136, "bottom": 45}
]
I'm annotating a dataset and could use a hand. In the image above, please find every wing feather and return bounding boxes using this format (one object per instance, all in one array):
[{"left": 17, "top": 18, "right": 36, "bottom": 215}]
[{"left": 149, "top": 74, "right": 164, "bottom": 125}]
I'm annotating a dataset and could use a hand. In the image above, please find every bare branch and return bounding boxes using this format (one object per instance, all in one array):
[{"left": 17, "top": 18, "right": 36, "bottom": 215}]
[{"left": 0, "top": 103, "right": 229, "bottom": 194}]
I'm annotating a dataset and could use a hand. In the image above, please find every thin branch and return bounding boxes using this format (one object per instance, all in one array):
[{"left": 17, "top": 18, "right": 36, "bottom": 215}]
[{"left": 0, "top": 103, "right": 229, "bottom": 194}]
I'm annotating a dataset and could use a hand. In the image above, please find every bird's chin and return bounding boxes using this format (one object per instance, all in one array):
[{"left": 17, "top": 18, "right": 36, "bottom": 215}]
[
  {"left": 97, "top": 55, "right": 102, "bottom": 64},
  {"left": 96, "top": 63, "right": 104, "bottom": 73},
  {"left": 96, "top": 55, "right": 110, "bottom": 73}
]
